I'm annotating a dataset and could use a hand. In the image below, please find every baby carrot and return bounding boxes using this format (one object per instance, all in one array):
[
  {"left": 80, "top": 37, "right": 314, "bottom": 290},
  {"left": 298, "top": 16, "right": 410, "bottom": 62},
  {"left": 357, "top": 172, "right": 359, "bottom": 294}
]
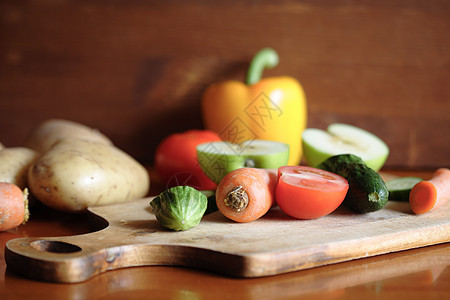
[
  {"left": 0, "top": 182, "right": 29, "bottom": 231},
  {"left": 215, "top": 168, "right": 277, "bottom": 223},
  {"left": 409, "top": 168, "right": 450, "bottom": 214}
]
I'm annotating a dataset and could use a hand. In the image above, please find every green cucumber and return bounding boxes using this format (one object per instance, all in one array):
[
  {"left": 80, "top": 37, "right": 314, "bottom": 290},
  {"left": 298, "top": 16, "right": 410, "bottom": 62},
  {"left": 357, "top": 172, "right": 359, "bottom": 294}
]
[
  {"left": 316, "top": 153, "right": 365, "bottom": 169},
  {"left": 386, "top": 176, "right": 423, "bottom": 202},
  {"left": 317, "top": 154, "right": 389, "bottom": 213}
]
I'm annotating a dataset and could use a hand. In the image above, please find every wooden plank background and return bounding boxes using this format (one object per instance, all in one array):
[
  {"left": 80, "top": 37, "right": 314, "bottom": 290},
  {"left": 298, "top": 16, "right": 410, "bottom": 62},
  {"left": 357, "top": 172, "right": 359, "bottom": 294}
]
[{"left": 0, "top": 0, "right": 449, "bottom": 169}]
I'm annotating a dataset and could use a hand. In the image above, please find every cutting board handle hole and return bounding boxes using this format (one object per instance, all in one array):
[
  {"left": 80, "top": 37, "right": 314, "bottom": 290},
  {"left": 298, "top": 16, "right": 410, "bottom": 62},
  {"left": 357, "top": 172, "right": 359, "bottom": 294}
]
[{"left": 30, "top": 240, "right": 82, "bottom": 253}]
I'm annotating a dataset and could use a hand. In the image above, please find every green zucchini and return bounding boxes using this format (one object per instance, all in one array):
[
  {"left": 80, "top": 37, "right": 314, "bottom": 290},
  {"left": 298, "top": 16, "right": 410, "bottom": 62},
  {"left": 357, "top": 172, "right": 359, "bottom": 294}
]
[{"left": 317, "top": 154, "right": 389, "bottom": 213}]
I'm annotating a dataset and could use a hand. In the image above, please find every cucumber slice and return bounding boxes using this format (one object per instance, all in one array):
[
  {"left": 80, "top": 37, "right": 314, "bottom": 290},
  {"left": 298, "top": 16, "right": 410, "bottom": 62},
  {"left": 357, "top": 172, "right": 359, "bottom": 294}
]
[{"left": 386, "top": 177, "right": 423, "bottom": 201}]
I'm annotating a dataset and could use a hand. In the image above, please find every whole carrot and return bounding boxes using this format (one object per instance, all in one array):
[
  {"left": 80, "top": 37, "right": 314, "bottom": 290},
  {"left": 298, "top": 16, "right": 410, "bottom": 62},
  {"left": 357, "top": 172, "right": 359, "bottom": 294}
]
[
  {"left": 215, "top": 168, "right": 277, "bottom": 223},
  {"left": 0, "top": 182, "right": 29, "bottom": 231},
  {"left": 409, "top": 168, "right": 450, "bottom": 214}
]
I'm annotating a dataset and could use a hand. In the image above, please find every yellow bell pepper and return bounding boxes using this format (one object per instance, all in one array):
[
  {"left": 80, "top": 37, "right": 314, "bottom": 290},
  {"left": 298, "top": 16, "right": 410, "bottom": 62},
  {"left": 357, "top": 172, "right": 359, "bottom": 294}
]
[{"left": 201, "top": 48, "right": 307, "bottom": 165}]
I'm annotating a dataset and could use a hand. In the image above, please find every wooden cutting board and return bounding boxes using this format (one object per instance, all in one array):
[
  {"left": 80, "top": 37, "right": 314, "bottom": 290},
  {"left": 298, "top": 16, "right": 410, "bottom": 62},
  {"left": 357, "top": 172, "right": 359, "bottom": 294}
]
[{"left": 5, "top": 192, "right": 450, "bottom": 283}]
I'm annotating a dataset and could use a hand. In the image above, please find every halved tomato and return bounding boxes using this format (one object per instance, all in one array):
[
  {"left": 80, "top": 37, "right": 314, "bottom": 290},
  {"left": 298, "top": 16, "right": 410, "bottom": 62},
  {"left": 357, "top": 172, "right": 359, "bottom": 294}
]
[{"left": 276, "top": 166, "right": 349, "bottom": 219}]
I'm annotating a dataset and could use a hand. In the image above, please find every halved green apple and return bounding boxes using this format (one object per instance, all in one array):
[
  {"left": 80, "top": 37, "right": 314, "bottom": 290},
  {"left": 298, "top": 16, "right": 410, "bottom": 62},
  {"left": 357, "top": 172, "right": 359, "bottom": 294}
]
[
  {"left": 196, "top": 139, "right": 289, "bottom": 184},
  {"left": 302, "top": 123, "right": 389, "bottom": 171}
]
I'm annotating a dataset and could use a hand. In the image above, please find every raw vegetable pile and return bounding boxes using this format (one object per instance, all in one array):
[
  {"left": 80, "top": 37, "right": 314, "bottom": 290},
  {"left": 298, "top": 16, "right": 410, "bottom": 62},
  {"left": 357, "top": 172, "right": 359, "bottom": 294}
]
[
  {"left": 2, "top": 48, "right": 448, "bottom": 234},
  {"left": 151, "top": 48, "right": 450, "bottom": 231},
  {"left": 153, "top": 137, "right": 450, "bottom": 231}
]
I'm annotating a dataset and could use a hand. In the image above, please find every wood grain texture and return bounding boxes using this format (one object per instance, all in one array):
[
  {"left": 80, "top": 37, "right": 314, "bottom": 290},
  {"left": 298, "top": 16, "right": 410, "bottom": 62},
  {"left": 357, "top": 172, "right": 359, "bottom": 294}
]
[
  {"left": 0, "top": 0, "right": 449, "bottom": 168},
  {"left": 5, "top": 194, "right": 450, "bottom": 283}
]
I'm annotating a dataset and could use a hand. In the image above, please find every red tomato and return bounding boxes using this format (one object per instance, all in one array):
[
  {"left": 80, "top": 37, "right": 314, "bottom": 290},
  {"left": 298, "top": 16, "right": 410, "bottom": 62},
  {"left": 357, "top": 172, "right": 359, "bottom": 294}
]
[
  {"left": 154, "top": 130, "right": 221, "bottom": 190},
  {"left": 276, "top": 166, "right": 349, "bottom": 219}
]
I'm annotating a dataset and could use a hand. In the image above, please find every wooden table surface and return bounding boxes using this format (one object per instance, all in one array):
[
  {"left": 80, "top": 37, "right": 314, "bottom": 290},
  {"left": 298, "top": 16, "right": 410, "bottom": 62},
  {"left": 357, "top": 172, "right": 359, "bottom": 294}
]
[{"left": 1, "top": 170, "right": 449, "bottom": 300}]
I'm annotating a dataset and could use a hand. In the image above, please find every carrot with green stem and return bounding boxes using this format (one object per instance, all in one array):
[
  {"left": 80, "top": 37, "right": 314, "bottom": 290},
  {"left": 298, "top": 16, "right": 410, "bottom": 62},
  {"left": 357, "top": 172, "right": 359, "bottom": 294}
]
[
  {"left": 215, "top": 168, "right": 277, "bottom": 223},
  {"left": 409, "top": 168, "right": 450, "bottom": 214},
  {"left": 0, "top": 182, "right": 29, "bottom": 231}
]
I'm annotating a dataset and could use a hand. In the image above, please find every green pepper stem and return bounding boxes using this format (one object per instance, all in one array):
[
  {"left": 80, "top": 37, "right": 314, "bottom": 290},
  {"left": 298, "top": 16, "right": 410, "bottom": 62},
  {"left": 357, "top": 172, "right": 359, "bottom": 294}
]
[{"left": 245, "top": 48, "right": 279, "bottom": 85}]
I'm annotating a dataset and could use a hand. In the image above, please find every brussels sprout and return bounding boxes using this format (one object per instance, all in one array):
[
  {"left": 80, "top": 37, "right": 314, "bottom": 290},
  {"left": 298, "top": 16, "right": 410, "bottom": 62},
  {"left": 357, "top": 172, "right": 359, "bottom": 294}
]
[{"left": 150, "top": 186, "right": 207, "bottom": 231}]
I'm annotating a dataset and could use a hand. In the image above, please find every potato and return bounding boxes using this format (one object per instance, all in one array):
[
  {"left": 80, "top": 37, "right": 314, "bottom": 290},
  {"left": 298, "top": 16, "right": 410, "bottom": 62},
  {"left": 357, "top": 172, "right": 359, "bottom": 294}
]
[
  {"left": 0, "top": 147, "right": 39, "bottom": 189},
  {"left": 27, "top": 139, "right": 150, "bottom": 212},
  {"left": 25, "top": 119, "right": 113, "bottom": 153}
]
